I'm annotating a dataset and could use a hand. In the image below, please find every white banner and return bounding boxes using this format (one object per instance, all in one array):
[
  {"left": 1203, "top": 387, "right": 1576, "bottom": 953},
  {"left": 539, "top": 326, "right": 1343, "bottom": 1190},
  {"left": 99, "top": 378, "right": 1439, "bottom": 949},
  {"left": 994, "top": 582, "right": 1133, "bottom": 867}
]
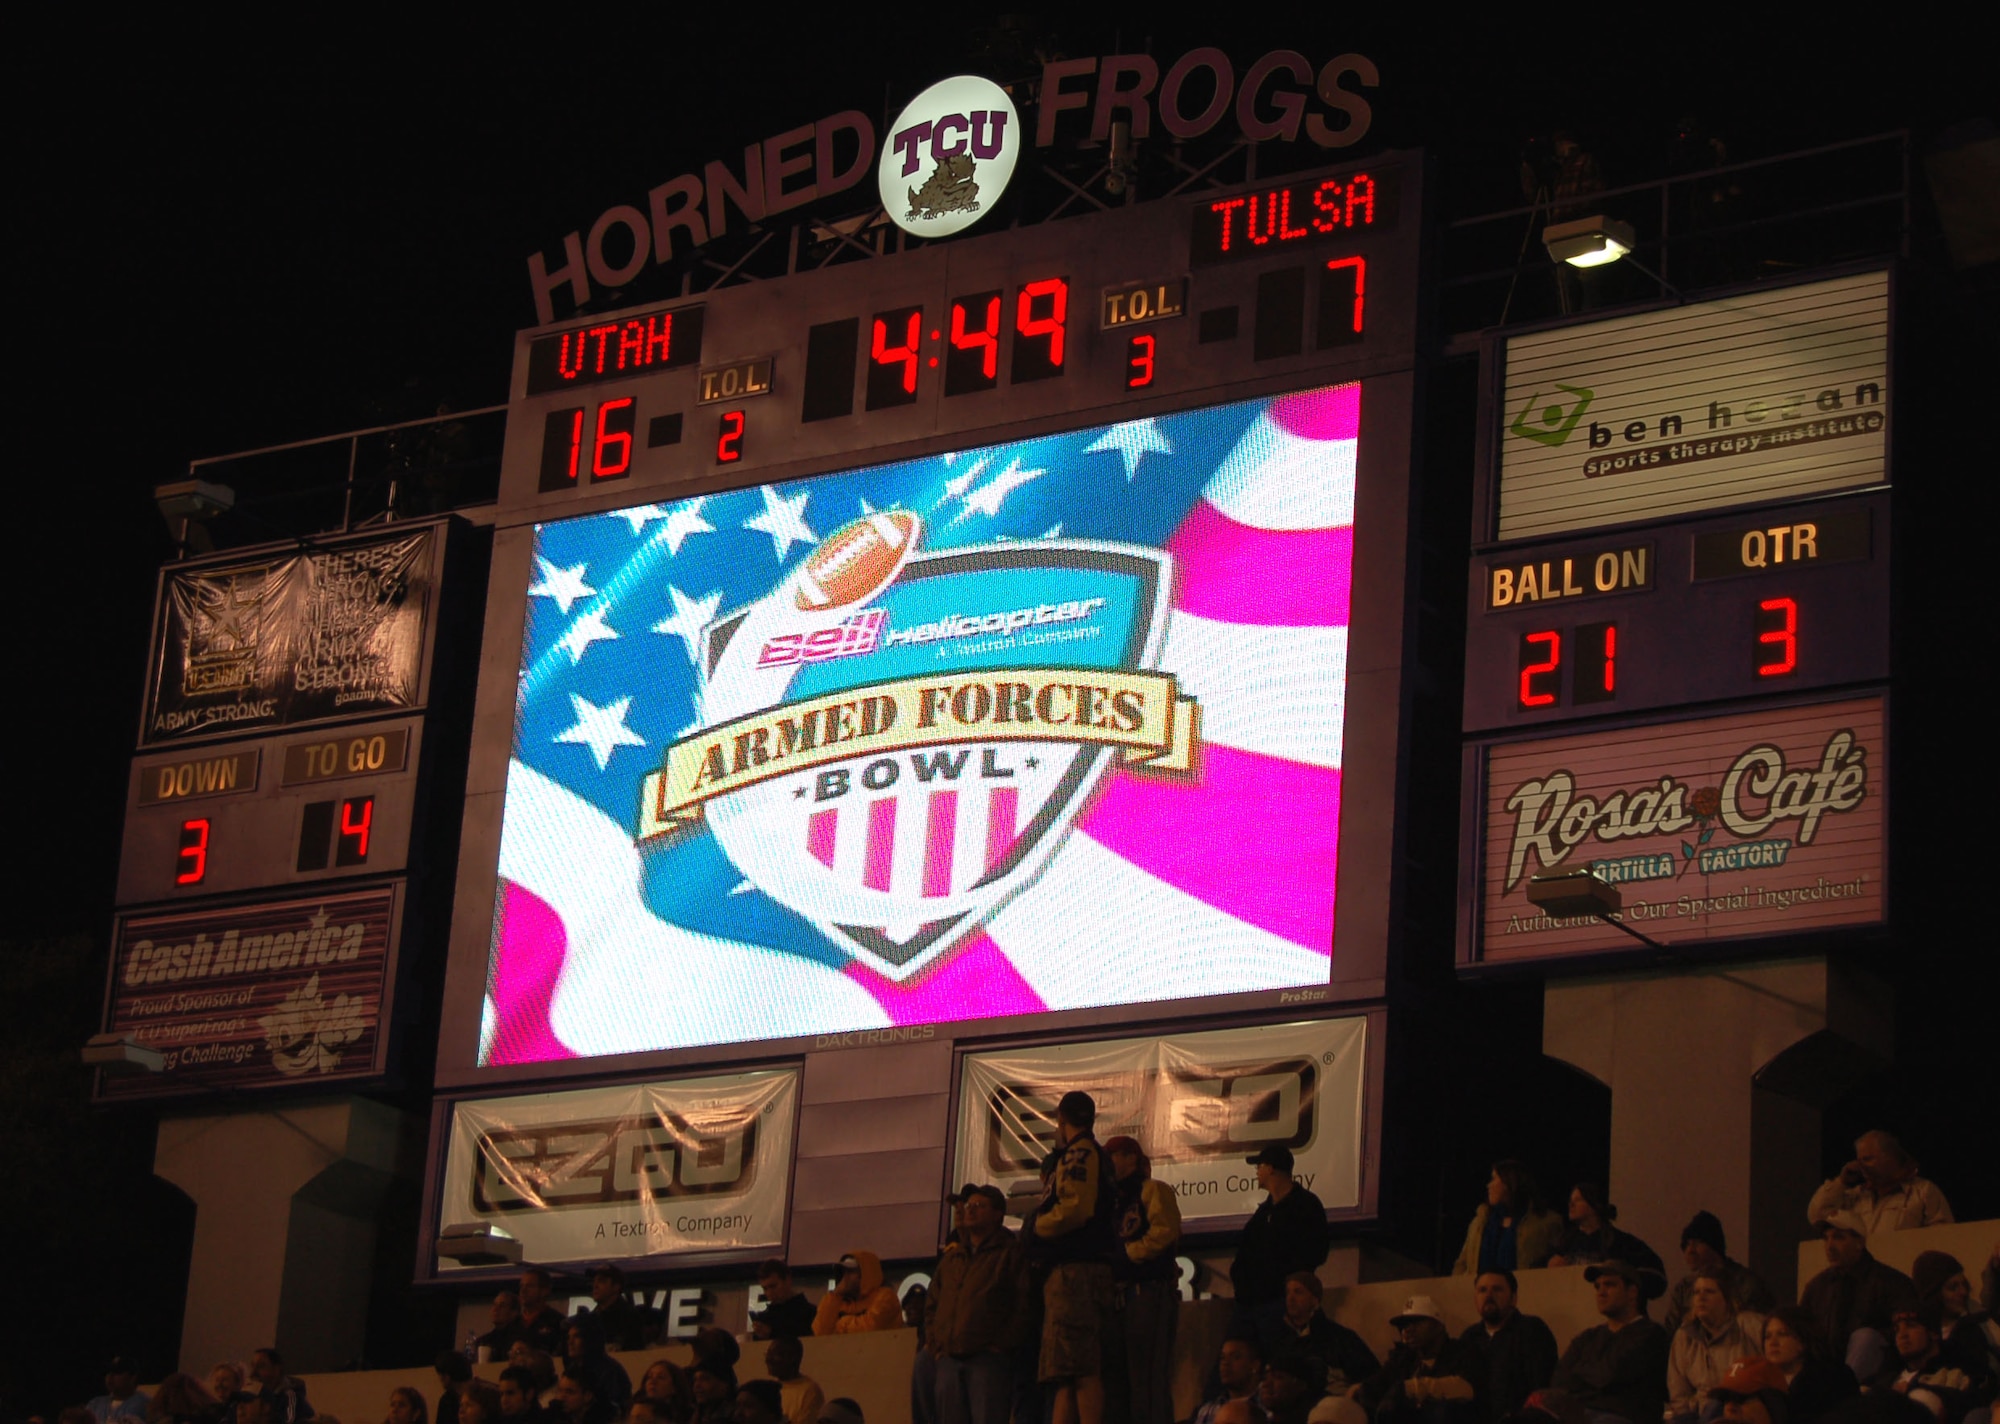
[
  {"left": 1497, "top": 271, "right": 1888, "bottom": 540},
  {"left": 438, "top": 1069, "right": 798, "bottom": 1267},
  {"left": 951, "top": 1018, "right": 1367, "bottom": 1226}
]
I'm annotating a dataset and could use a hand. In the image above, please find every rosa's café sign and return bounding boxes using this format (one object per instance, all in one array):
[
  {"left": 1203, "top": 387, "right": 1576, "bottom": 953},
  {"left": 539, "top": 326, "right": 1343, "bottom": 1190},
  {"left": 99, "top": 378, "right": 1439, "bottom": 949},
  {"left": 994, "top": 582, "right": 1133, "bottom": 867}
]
[
  {"left": 1470, "top": 696, "right": 1885, "bottom": 966},
  {"left": 952, "top": 1017, "right": 1369, "bottom": 1227},
  {"left": 434, "top": 1071, "right": 799, "bottom": 1271},
  {"left": 527, "top": 48, "right": 1379, "bottom": 321}
]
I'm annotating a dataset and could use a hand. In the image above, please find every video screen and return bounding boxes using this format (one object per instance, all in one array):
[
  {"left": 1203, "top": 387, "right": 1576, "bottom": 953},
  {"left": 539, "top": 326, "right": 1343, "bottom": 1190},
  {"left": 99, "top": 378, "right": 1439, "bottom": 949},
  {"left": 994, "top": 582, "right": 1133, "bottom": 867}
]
[{"left": 482, "top": 382, "right": 1361, "bottom": 1063}]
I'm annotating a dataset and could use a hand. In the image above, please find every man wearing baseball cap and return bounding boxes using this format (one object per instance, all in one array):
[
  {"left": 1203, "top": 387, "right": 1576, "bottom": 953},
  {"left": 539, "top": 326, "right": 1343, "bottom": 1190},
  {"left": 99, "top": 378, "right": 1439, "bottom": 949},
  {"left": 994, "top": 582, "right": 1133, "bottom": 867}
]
[
  {"left": 87, "top": 1358, "right": 151, "bottom": 1424},
  {"left": 1798, "top": 1210, "right": 1917, "bottom": 1387},
  {"left": 928, "top": 1183, "right": 1032, "bottom": 1424},
  {"left": 1549, "top": 1262, "right": 1669, "bottom": 1424},
  {"left": 1029, "top": 1090, "right": 1120, "bottom": 1424},
  {"left": 1355, "top": 1296, "right": 1487, "bottom": 1424},
  {"left": 1230, "top": 1144, "right": 1330, "bottom": 1351},
  {"left": 1887, "top": 1303, "right": 1987, "bottom": 1421},
  {"left": 1705, "top": 1357, "right": 1790, "bottom": 1424}
]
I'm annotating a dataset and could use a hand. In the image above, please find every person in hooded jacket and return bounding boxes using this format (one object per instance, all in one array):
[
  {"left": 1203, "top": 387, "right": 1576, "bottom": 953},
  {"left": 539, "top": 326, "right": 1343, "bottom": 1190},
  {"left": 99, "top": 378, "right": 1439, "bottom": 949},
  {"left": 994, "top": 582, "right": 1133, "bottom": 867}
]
[{"left": 813, "top": 1250, "right": 903, "bottom": 1335}]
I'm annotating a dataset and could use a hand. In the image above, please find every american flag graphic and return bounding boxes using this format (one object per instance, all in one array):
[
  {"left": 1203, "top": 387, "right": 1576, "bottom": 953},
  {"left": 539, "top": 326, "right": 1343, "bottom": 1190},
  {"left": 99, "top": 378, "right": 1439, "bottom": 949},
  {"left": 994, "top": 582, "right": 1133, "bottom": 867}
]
[{"left": 483, "top": 383, "right": 1360, "bottom": 1064}]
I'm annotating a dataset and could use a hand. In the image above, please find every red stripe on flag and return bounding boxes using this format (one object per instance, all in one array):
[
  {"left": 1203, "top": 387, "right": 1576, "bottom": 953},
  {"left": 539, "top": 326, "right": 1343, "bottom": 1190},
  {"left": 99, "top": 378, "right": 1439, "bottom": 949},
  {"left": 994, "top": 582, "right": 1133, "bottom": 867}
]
[
  {"left": 923, "top": 791, "right": 958, "bottom": 897},
  {"left": 984, "top": 786, "right": 1018, "bottom": 873},
  {"left": 863, "top": 797, "right": 896, "bottom": 891},
  {"left": 807, "top": 809, "right": 837, "bottom": 867}
]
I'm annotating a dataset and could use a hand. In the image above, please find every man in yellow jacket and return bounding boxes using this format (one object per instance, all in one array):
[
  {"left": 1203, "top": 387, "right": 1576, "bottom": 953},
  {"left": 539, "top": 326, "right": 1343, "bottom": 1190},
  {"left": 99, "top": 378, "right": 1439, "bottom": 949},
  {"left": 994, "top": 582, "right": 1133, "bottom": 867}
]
[{"left": 812, "top": 1250, "right": 902, "bottom": 1335}]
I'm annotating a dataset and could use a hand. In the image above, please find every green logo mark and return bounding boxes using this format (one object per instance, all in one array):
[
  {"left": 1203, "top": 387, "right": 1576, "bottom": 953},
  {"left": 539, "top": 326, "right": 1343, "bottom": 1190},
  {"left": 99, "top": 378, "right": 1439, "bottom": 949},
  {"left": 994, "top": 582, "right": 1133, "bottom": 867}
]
[{"left": 1509, "top": 384, "right": 1595, "bottom": 446}]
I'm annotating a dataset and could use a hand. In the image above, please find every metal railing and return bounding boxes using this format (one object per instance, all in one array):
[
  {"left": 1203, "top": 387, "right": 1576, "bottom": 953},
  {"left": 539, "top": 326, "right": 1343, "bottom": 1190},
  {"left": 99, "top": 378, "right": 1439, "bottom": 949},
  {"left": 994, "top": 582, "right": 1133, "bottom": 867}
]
[
  {"left": 1437, "top": 131, "right": 1910, "bottom": 341},
  {"left": 182, "top": 404, "right": 509, "bottom": 549}
]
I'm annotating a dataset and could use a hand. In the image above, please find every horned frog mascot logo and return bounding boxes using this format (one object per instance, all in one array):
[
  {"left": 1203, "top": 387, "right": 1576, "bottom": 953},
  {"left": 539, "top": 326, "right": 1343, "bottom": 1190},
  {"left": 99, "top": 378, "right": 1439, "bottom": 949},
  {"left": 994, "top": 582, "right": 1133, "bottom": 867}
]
[{"left": 909, "top": 154, "right": 980, "bottom": 221}]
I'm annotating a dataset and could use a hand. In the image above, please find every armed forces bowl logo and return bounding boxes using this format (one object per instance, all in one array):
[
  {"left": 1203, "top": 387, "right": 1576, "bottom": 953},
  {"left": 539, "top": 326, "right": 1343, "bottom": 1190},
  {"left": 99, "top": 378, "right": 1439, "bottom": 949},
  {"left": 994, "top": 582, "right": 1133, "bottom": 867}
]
[
  {"left": 487, "top": 383, "right": 1362, "bottom": 1062},
  {"left": 879, "top": 75, "right": 1019, "bottom": 238},
  {"left": 637, "top": 512, "right": 1197, "bottom": 980}
]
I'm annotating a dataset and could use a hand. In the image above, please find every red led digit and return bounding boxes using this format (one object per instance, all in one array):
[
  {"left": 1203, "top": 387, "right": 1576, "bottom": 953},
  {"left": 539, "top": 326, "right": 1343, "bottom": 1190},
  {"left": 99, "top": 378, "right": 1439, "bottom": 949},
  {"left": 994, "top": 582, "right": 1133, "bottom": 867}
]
[
  {"left": 1573, "top": 621, "right": 1617, "bottom": 704},
  {"left": 591, "top": 398, "right": 634, "bottom": 478},
  {"left": 175, "top": 818, "right": 210, "bottom": 885},
  {"left": 1126, "top": 333, "right": 1156, "bottom": 389},
  {"left": 1327, "top": 256, "right": 1366, "bottom": 333},
  {"left": 338, "top": 797, "right": 373, "bottom": 861},
  {"left": 1756, "top": 597, "right": 1798, "bottom": 676},
  {"left": 1519, "top": 630, "right": 1561, "bottom": 707},
  {"left": 873, "top": 310, "right": 921, "bottom": 395},
  {"left": 1601, "top": 624, "right": 1616, "bottom": 691},
  {"left": 951, "top": 296, "right": 1000, "bottom": 379},
  {"left": 1016, "top": 278, "right": 1068, "bottom": 366},
  {"left": 717, "top": 410, "right": 745, "bottom": 463}
]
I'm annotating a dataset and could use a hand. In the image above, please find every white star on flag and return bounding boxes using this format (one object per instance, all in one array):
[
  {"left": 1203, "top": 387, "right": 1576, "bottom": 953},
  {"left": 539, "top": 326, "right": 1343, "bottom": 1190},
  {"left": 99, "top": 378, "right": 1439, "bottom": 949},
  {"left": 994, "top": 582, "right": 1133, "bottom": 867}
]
[
  {"left": 556, "top": 605, "right": 619, "bottom": 664},
  {"left": 658, "top": 497, "right": 714, "bottom": 555},
  {"left": 526, "top": 557, "right": 595, "bottom": 615},
  {"left": 1084, "top": 418, "right": 1174, "bottom": 479},
  {"left": 954, "top": 457, "right": 1044, "bottom": 523},
  {"left": 612, "top": 504, "right": 671, "bottom": 535},
  {"left": 744, "top": 486, "right": 816, "bottom": 560},
  {"left": 555, "top": 693, "right": 646, "bottom": 770},
  {"left": 934, "top": 457, "right": 988, "bottom": 508},
  {"left": 652, "top": 584, "right": 723, "bottom": 664}
]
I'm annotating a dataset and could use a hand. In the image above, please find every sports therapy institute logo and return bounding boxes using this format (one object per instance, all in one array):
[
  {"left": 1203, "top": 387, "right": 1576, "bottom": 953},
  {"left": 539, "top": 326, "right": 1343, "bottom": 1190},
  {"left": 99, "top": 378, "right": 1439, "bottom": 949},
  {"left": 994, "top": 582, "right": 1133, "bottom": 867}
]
[
  {"left": 636, "top": 512, "right": 1200, "bottom": 981},
  {"left": 1508, "top": 384, "right": 1596, "bottom": 446}
]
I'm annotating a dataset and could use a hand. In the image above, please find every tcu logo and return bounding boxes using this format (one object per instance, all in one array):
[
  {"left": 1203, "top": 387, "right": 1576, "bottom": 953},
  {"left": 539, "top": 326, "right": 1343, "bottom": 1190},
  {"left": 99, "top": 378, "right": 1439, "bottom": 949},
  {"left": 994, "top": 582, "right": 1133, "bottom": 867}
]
[
  {"left": 879, "top": 75, "right": 1021, "bottom": 238},
  {"left": 472, "top": 1114, "right": 758, "bottom": 1212},
  {"left": 985, "top": 1059, "right": 1319, "bottom": 1172}
]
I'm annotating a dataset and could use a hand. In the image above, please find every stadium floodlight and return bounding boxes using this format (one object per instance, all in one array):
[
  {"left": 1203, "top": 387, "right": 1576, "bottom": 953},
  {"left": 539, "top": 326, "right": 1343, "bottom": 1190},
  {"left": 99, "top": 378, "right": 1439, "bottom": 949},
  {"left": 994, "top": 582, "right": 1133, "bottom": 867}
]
[
  {"left": 1525, "top": 868, "right": 1669, "bottom": 950},
  {"left": 83, "top": 1032, "right": 166, "bottom": 1074},
  {"left": 1542, "top": 215, "right": 1636, "bottom": 268},
  {"left": 436, "top": 1222, "right": 523, "bottom": 1266}
]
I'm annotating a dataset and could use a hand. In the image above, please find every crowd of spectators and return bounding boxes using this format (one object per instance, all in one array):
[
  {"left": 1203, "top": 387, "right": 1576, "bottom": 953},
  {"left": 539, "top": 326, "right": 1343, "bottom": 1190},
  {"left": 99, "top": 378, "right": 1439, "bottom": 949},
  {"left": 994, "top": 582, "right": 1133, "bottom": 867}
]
[{"left": 67, "top": 1127, "right": 1992, "bottom": 1424}]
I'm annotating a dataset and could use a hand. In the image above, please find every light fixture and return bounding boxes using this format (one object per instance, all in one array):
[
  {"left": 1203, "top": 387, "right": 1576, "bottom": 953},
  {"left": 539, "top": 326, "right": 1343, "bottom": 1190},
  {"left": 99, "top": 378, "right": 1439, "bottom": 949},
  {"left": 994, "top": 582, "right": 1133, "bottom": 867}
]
[
  {"left": 154, "top": 479, "right": 237, "bottom": 555},
  {"left": 83, "top": 1032, "right": 166, "bottom": 1074},
  {"left": 1543, "top": 215, "right": 1635, "bottom": 268},
  {"left": 1526, "top": 868, "right": 1667, "bottom": 950},
  {"left": 436, "top": 1222, "right": 523, "bottom": 1266}
]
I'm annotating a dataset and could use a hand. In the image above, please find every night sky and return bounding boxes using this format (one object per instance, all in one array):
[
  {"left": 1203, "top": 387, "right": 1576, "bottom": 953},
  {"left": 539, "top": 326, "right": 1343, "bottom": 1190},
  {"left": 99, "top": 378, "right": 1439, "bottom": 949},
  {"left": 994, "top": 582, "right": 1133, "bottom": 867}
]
[{"left": 10, "top": 13, "right": 1995, "bottom": 1406}]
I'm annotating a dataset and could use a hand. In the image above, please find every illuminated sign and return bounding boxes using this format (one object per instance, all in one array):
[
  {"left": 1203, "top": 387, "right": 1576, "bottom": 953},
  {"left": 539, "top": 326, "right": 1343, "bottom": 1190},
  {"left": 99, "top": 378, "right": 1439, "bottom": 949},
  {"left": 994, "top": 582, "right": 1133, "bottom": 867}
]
[
  {"left": 951, "top": 1017, "right": 1370, "bottom": 1226},
  {"left": 1189, "top": 170, "right": 1390, "bottom": 265},
  {"left": 1495, "top": 271, "right": 1889, "bottom": 540},
  {"left": 136, "top": 748, "right": 262, "bottom": 806},
  {"left": 98, "top": 884, "right": 399, "bottom": 1099},
  {"left": 435, "top": 1071, "right": 799, "bottom": 1268},
  {"left": 1466, "top": 695, "right": 1886, "bottom": 966},
  {"left": 879, "top": 75, "right": 1021, "bottom": 239},
  {"left": 143, "top": 529, "right": 436, "bottom": 744},
  {"left": 482, "top": 383, "right": 1360, "bottom": 1064},
  {"left": 1463, "top": 492, "right": 1888, "bottom": 731}
]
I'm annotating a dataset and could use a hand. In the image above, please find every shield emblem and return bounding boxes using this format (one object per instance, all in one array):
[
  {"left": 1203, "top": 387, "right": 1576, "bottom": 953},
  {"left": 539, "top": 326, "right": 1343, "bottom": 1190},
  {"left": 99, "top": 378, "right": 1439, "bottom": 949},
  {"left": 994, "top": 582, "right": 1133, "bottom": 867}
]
[{"left": 685, "top": 535, "right": 1176, "bottom": 980}]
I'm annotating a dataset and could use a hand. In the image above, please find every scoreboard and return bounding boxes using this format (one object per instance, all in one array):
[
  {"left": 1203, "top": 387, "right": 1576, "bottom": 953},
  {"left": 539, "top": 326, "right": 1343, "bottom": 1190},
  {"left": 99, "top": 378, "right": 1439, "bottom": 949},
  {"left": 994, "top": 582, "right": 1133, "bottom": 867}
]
[
  {"left": 1457, "top": 269, "right": 1893, "bottom": 970},
  {"left": 410, "top": 150, "right": 1424, "bottom": 1270},
  {"left": 100, "top": 520, "right": 470, "bottom": 1097}
]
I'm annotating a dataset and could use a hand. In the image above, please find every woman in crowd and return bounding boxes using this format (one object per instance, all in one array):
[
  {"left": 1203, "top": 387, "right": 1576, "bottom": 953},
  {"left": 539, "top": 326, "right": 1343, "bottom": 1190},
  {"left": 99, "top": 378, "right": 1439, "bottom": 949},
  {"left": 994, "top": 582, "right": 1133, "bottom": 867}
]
[
  {"left": 1913, "top": 1247, "right": 2000, "bottom": 1382},
  {"left": 507, "top": 1348, "right": 558, "bottom": 1407},
  {"left": 149, "top": 1375, "right": 221, "bottom": 1424},
  {"left": 208, "top": 1365, "right": 246, "bottom": 1416},
  {"left": 1668, "top": 1273, "right": 1766, "bottom": 1424},
  {"left": 456, "top": 1384, "right": 501, "bottom": 1424},
  {"left": 1547, "top": 1183, "right": 1666, "bottom": 1276},
  {"left": 1762, "top": 1305, "right": 1857, "bottom": 1424},
  {"left": 386, "top": 1388, "right": 429, "bottom": 1424},
  {"left": 637, "top": 1361, "right": 691, "bottom": 1424},
  {"left": 1453, "top": 1160, "right": 1563, "bottom": 1275},
  {"left": 686, "top": 1365, "right": 735, "bottom": 1424},
  {"left": 563, "top": 1319, "right": 632, "bottom": 1414}
]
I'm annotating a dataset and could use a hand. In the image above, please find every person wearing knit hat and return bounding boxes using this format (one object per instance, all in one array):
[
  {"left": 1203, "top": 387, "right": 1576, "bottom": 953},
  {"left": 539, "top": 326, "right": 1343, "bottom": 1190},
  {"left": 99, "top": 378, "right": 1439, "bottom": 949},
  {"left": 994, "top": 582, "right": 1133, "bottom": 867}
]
[
  {"left": 1663, "top": 1213, "right": 1775, "bottom": 1335},
  {"left": 1909, "top": 1250, "right": 1964, "bottom": 1311}
]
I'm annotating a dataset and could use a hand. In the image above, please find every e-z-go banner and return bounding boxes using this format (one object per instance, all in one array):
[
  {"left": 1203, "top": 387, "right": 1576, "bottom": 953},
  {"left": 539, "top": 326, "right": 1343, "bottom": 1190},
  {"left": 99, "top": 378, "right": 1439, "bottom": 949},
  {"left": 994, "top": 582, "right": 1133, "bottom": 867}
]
[
  {"left": 952, "top": 1017, "right": 1367, "bottom": 1227},
  {"left": 436, "top": 1069, "right": 798, "bottom": 1268}
]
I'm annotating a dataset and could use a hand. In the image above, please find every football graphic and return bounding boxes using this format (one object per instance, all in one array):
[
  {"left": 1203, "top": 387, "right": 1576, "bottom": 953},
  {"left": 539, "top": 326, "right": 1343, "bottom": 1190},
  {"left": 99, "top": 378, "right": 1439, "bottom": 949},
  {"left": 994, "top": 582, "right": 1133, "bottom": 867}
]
[{"left": 794, "top": 510, "right": 921, "bottom": 610}]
